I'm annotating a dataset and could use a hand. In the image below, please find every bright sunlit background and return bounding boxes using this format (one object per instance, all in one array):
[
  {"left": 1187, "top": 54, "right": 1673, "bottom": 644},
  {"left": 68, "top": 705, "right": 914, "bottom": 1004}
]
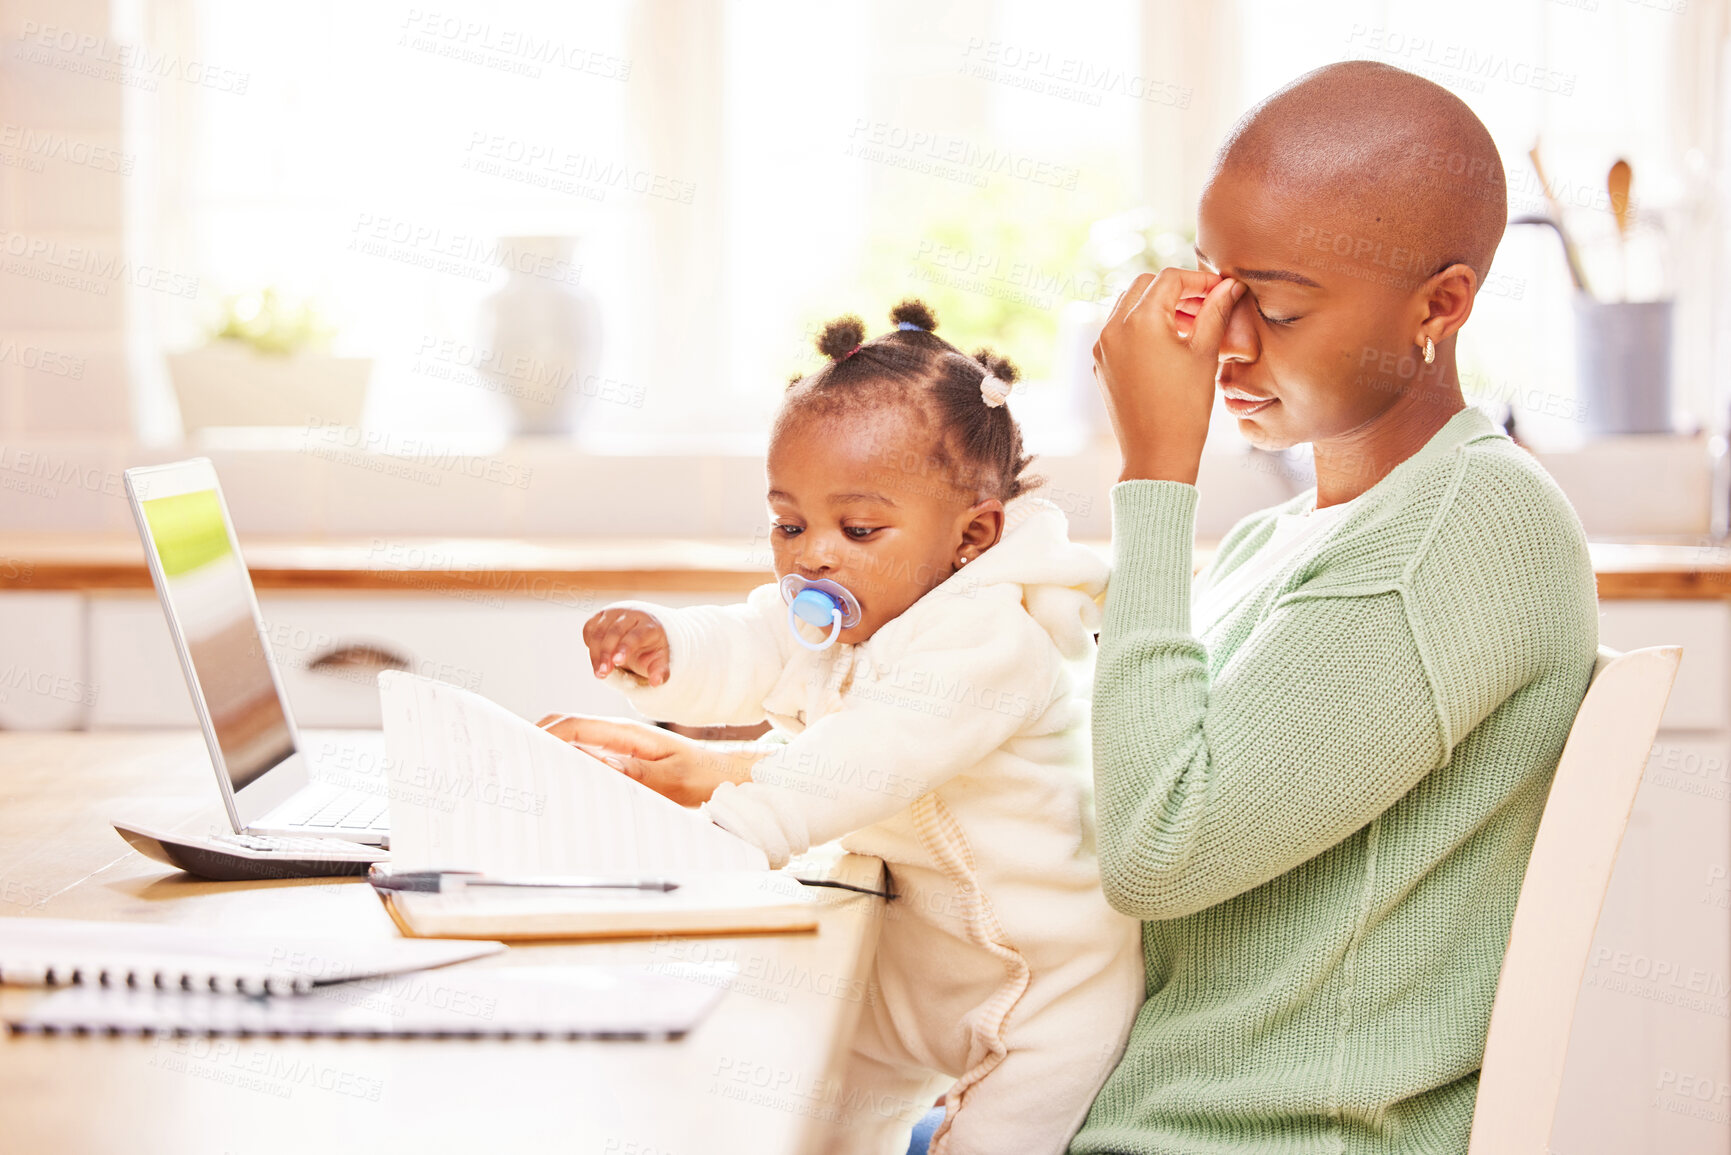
[{"left": 125, "top": 0, "right": 1724, "bottom": 454}]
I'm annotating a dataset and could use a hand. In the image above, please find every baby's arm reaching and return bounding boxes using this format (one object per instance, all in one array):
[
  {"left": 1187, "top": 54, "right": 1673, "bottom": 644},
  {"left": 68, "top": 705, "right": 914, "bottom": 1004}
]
[
  {"left": 703, "top": 594, "right": 1064, "bottom": 867},
  {"left": 586, "top": 582, "right": 791, "bottom": 727}
]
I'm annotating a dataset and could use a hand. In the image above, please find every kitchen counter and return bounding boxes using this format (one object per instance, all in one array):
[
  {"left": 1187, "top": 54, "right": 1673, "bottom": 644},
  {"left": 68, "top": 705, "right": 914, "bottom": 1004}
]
[{"left": 0, "top": 535, "right": 1723, "bottom": 600}]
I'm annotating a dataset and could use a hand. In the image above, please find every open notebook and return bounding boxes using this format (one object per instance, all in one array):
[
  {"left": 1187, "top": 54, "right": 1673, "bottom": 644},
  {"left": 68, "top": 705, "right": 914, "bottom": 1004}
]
[{"left": 375, "top": 673, "right": 817, "bottom": 939}]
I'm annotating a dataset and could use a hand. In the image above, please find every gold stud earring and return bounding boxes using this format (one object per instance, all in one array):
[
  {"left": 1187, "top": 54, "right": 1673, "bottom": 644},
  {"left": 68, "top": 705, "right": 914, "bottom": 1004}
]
[{"left": 1423, "top": 336, "right": 1435, "bottom": 365}]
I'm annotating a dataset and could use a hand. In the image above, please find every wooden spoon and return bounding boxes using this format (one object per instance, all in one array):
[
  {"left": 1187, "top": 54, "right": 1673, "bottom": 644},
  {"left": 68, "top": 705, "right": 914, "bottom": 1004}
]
[
  {"left": 1608, "top": 159, "right": 1633, "bottom": 299},
  {"left": 1608, "top": 158, "right": 1633, "bottom": 239}
]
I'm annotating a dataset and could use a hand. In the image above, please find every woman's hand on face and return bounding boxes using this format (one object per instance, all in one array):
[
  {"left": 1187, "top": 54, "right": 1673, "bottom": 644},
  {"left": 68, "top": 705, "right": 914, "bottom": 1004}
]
[
  {"left": 1093, "top": 268, "right": 1245, "bottom": 485},
  {"left": 534, "top": 713, "right": 757, "bottom": 807}
]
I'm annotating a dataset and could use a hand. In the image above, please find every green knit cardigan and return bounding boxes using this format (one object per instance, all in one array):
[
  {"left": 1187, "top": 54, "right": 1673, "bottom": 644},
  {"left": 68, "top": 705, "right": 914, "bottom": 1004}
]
[{"left": 1072, "top": 406, "right": 1599, "bottom": 1155}]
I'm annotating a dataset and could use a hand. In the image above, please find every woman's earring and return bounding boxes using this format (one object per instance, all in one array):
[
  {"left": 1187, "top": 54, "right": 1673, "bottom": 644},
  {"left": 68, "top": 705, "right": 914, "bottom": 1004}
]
[
  {"left": 1422, "top": 336, "right": 1435, "bottom": 365},
  {"left": 956, "top": 555, "right": 970, "bottom": 567}
]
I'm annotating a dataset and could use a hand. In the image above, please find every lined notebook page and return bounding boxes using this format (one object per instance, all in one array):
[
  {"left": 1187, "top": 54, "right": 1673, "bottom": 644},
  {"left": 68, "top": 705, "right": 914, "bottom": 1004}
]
[{"left": 378, "top": 673, "right": 768, "bottom": 875}]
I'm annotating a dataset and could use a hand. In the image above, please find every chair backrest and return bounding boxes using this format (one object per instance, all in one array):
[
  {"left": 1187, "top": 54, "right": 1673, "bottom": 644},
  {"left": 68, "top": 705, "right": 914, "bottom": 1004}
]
[{"left": 1468, "top": 644, "right": 1683, "bottom": 1155}]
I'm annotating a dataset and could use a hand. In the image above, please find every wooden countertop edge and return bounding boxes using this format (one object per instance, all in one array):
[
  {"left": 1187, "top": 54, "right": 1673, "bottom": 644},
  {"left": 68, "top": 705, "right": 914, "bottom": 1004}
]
[
  {"left": 1, "top": 539, "right": 1725, "bottom": 599},
  {"left": 1594, "top": 571, "right": 1731, "bottom": 600},
  {"left": 2, "top": 565, "right": 773, "bottom": 595}
]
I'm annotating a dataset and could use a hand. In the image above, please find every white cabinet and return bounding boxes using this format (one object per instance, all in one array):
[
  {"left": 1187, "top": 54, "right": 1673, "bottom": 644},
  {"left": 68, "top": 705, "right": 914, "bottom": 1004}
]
[
  {"left": 1553, "top": 602, "right": 1731, "bottom": 1155},
  {"left": 78, "top": 589, "right": 742, "bottom": 730},
  {"left": 0, "top": 593, "right": 89, "bottom": 730},
  {"left": 1600, "top": 601, "right": 1731, "bottom": 731}
]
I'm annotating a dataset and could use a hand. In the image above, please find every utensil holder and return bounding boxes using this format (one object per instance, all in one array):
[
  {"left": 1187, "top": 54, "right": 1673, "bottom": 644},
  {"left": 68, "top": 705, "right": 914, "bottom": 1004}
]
[{"left": 1573, "top": 296, "right": 1674, "bottom": 436}]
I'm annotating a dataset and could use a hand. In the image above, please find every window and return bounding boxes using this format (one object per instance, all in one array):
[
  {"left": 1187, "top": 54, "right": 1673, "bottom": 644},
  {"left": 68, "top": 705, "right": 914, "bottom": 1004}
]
[
  {"left": 139, "top": 0, "right": 1721, "bottom": 452},
  {"left": 142, "top": 0, "right": 1145, "bottom": 451}
]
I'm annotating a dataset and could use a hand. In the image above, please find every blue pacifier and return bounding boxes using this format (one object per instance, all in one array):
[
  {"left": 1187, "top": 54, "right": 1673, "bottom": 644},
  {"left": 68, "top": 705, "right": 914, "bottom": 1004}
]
[{"left": 778, "top": 574, "right": 863, "bottom": 651}]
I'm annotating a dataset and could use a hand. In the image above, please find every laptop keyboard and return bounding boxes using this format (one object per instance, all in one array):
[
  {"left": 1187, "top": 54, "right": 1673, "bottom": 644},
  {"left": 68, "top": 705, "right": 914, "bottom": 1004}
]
[
  {"left": 273, "top": 790, "right": 389, "bottom": 832},
  {"left": 296, "top": 793, "right": 389, "bottom": 831}
]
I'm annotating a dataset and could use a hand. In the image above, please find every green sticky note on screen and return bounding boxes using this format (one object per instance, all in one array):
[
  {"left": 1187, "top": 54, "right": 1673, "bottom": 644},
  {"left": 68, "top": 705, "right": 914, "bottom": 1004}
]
[{"left": 142, "top": 489, "right": 232, "bottom": 576}]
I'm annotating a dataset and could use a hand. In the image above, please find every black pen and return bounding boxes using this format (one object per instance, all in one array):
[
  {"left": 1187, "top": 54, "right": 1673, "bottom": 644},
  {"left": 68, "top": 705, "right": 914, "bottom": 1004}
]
[{"left": 368, "top": 869, "right": 680, "bottom": 894}]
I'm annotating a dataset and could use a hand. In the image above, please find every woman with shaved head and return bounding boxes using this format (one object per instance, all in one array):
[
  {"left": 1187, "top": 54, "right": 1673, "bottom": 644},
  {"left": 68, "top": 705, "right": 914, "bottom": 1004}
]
[{"left": 1070, "top": 61, "right": 1598, "bottom": 1154}]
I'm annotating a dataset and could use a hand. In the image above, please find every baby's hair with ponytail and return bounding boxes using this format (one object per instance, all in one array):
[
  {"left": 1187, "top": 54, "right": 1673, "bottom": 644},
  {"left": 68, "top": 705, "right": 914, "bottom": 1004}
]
[{"left": 776, "top": 298, "right": 1039, "bottom": 503}]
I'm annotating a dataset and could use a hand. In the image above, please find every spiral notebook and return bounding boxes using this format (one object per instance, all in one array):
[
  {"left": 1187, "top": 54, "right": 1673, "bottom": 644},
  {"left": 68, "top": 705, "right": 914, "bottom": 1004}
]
[
  {"left": 9, "top": 962, "right": 736, "bottom": 1039},
  {"left": 0, "top": 916, "right": 504, "bottom": 994}
]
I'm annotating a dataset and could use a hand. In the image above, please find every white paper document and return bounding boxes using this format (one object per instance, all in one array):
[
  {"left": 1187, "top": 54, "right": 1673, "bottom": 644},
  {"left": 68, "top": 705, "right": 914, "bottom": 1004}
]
[{"left": 378, "top": 672, "right": 769, "bottom": 876}]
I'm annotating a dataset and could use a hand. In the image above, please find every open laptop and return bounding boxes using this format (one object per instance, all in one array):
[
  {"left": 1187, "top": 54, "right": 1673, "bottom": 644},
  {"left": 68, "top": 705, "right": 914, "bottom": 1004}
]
[{"left": 123, "top": 458, "right": 389, "bottom": 852}]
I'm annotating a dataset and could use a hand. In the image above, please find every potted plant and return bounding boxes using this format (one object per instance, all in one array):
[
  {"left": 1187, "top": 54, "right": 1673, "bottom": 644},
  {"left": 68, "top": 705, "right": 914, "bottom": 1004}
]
[{"left": 167, "top": 288, "right": 373, "bottom": 433}]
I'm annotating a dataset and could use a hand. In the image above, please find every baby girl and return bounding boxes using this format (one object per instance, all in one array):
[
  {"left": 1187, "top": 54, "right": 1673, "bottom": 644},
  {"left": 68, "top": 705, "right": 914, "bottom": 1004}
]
[{"left": 569, "top": 301, "right": 1139, "bottom": 1155}]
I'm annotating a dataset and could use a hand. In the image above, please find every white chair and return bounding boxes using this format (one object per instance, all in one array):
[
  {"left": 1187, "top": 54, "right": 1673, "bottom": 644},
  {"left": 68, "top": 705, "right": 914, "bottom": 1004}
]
[{"left": 1468, "top": 644, "right": 1684, "bottom": 1155}]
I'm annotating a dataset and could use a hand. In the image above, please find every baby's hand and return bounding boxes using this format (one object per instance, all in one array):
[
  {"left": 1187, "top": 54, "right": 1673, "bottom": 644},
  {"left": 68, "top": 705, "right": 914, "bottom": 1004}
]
[{"left": 583, "top": 607, "right": 670, "bottom": 686}]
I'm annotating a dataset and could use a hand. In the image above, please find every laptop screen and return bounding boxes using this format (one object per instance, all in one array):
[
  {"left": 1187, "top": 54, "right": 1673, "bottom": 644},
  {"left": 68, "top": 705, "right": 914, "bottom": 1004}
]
[{"left": 139, "top": 487, "right": 295, "bottom": 792}]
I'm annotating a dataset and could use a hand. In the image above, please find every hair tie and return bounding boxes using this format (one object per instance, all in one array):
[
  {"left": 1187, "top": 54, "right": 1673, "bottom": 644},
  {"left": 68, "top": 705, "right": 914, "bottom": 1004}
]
[
  {"left": 896, "top": 321, "right": 925, "bottom": 331},
  {"left": 843, "top": 345, "right": 861, "bottom": 359},
  {"left": 980, "top": 372, "right": 1011, "bottom": 408}
]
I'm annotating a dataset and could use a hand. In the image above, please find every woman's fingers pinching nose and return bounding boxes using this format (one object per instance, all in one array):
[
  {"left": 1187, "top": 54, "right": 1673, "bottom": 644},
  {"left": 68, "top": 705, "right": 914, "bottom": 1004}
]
[{"left": 1189, "top": 278, "right": 1246, "bottom": 351}]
